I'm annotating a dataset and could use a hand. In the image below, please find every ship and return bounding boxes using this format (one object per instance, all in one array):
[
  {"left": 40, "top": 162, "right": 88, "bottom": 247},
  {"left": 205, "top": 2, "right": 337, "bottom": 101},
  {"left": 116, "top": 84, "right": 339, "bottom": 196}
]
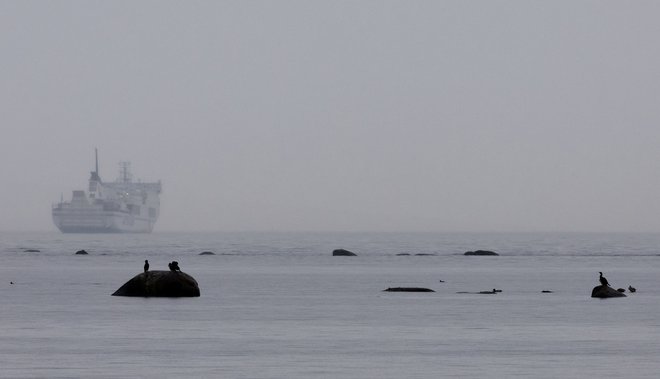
[{"left": 52, "top": 150, "right": 162, "bottom": 233}]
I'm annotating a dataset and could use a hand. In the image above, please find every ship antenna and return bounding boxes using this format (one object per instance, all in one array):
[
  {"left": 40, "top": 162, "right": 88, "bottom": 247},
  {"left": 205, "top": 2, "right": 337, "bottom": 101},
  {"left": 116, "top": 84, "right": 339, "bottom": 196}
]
[{"left": 95, "top": 148, "right": 99, "bottom": 176}]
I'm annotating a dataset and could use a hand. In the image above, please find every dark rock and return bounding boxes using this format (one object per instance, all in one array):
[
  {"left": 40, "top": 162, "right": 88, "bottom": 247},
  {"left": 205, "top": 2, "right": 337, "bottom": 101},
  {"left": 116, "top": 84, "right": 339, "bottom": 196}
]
[
  {"left": 396, "top": 253, "right": 411, "bottom": 256},
  {"left": 628, "top": 285, "right": 636, "bottom": 293},
  {"left": 541, "top": 290, "right": 553, "bottom": 293},
  {"left": 456, "top": 289, "right": 499, "bottom": 294},
  {"left": 456, "top": 291, "right": 496, "bottom": 294},
  {"left": 479, "top": 290, "right": 498, "bottom": 294},
  {"left": 333, "top": 249, "right": 357, "bottom": 256},
  {"left": 384, "top": 287, "right": 434, "bottom": 292},
  {"left": 415, "top": 253, "right": 437, "bottom": 256},
  {"left": 112, "top": 270, "right": 200, "bottom": 297},
  {"left": 199, "top": 251, "right": 216, "bottom": 255},
  {"left": 617, "top": 288, "right": 626, "bottom": 293},
  {"left": 591, "top": 285, "right": 626, "bottom": 298},
  {"left": 464, "top": 250, "right": 498, "bottom": 256},
  {"left": 23, "top": 249, "right": 40, "bottom": 252},
  {"left": 75, "top": 250, "right": 88, "bottom": 255}
]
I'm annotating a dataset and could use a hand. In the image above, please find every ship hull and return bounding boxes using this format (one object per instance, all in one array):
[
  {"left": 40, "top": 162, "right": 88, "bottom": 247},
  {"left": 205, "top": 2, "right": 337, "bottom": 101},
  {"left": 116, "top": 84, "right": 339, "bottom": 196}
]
[{"left": 52, "top": 209, "right": 156, "bottom": 233}]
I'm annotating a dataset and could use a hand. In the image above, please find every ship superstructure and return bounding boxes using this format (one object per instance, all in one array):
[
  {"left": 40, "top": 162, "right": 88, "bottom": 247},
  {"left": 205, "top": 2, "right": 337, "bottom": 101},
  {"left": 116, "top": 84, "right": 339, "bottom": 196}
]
[{"left": 52, "top": 150, "right": 161, "bottom": 233}]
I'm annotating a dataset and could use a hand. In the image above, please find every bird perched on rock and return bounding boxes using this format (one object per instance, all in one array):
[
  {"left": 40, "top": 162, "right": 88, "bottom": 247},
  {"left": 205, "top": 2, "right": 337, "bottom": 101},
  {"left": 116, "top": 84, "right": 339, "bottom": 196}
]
[
  {"left": 168, "top": 261, "right": 181, "bottom": 272},
  {"left": 144, "top": 260, "right": 149, "bottom": 273},
  {"left": 599, "top": 272, "right": 609, "bottom": 286},
  {"left": 628, "top": 285, "right": 636, "bottom": 293}
]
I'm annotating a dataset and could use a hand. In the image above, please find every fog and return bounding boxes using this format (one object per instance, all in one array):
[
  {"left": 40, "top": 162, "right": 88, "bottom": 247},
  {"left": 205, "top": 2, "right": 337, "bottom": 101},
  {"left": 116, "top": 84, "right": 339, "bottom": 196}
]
[{"left": 2, "top": 1, "right": 660, "bottom": 232}]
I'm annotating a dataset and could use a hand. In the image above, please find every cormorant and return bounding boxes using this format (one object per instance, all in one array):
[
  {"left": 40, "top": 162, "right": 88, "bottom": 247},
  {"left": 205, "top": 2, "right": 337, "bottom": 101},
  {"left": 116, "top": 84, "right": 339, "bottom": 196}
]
[
  {"left": 628, "top": 285, "right": 636, "bottom": 293},
  {"left": 144, "top": 260, "right": 149, "bottom": 273},
  {"left": 599, "top": 272, "right": 609, "bottom": 287},
  {"left": 168, "top": 261, "right": 181, "bottom": 272}
]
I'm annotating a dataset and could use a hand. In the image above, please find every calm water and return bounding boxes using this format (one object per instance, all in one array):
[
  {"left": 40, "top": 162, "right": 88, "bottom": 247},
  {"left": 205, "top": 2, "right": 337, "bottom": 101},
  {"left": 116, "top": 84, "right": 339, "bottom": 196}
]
[{"left": 1, "top": 231, "right": 660, "bottom": 378}]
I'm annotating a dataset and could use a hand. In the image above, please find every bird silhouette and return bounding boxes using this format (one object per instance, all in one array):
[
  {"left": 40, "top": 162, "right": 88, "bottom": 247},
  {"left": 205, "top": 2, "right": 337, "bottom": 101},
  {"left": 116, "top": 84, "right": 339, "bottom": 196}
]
[
  {"left": 144, "top": 260, "right": 149, "bottom": 273},
  {"left": 599, "top": 272, "right": 609, "bottom": 287},
  {"left": 628, "top": 285, "right": 636, "bottom": 293}
]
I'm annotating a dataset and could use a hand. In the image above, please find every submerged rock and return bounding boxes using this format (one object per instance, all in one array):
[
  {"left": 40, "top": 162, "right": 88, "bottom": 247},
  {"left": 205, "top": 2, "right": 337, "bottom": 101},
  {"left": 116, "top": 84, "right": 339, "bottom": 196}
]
[
  {"left": 112, "top": 270, "right": 200, "bottom": 297},
  {"left": 199, "top": 251, "right": 216, "bottom": 255},
  {"left": 23, "top": 249, "right": 40, "bottom": 252},
  {"left": 456, "top": 291, "right": 496, "bottom": 295},
  {"left": 464, "top": 250, "right": 499, "bottom": 256},
  {"left": 396, "top": 253, "right": 411, "bottom": 256},
  {"left": 333, "top": 249, "right": 357, "bottom": 256},
  {"left": 384, "top": 287, "right": 435, "bottom": 292},
  {"left": 591, "top": 285, "right": 626, "bottom": 298},
  {"left": 75, "top": 250, "right": 88, "bottom": 255}
]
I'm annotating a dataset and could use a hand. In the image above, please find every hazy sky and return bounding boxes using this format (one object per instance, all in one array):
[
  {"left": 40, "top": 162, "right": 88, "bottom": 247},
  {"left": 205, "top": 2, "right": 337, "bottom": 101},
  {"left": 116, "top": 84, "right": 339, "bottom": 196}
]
[{"left": 2, "top": 1, "right": 660, "bottom": 232}]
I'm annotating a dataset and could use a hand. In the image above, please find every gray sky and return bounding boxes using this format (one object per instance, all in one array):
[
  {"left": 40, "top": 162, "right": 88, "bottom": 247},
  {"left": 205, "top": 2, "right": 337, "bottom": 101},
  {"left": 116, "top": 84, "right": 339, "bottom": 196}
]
[{"left": 2, "top": 1, "right": 660, "bottom": 232}]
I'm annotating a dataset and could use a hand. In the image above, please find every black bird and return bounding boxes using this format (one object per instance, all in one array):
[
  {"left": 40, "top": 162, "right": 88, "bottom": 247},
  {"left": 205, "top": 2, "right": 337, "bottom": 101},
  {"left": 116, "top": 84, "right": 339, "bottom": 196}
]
[
  {"left": 168, "top": 261, "right": 181, "bottom": 272},
  {"left": 628, "top": 285, "right": 636, "bottom": 293},
  {"left": 144, "top": 260, "right": 149, "bottom": 272},
  {"left": 599, "top": 272, "right": 609, "bottom": 287}
]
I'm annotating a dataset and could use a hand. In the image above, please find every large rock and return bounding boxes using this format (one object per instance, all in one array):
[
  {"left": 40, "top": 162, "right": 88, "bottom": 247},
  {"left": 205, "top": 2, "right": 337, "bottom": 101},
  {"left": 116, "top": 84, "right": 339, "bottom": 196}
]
[
  {"left": 112, "top": 270, "right": 200, "bottom": 297},
  {"left": 464, "top": 250, "right": 498, "bottom": 256},
  {"left": 384, "top": 287, "right": 434, "bottom": 292},
  {"left": 333, "top": 249, "right": 357, "bottom": 256},
  {"left": 591, "top": 285, "right": 626, "bottom": 298}
]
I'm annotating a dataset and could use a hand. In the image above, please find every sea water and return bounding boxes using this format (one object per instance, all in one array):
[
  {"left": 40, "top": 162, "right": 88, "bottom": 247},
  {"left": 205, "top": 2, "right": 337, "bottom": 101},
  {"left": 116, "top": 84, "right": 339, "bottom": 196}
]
[{"left": 1, "top": 232, "right": 660, "bottom": 378}]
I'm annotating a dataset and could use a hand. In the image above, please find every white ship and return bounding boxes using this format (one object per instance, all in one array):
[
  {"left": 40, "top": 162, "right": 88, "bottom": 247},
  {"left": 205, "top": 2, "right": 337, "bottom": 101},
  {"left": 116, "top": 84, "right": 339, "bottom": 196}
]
[{"left": 52, "top": 150, "right": 162, "bottom": 233}]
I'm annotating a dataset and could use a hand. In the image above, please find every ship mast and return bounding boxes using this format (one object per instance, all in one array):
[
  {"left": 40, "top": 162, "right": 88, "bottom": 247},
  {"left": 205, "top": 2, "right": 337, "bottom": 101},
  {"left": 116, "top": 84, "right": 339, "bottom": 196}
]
[
  {"left": 90, "top": 148, "right": 101, "bottom": 182},
  {"left": 119, "top": 162, "right": 132, "bottom": 183}
]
